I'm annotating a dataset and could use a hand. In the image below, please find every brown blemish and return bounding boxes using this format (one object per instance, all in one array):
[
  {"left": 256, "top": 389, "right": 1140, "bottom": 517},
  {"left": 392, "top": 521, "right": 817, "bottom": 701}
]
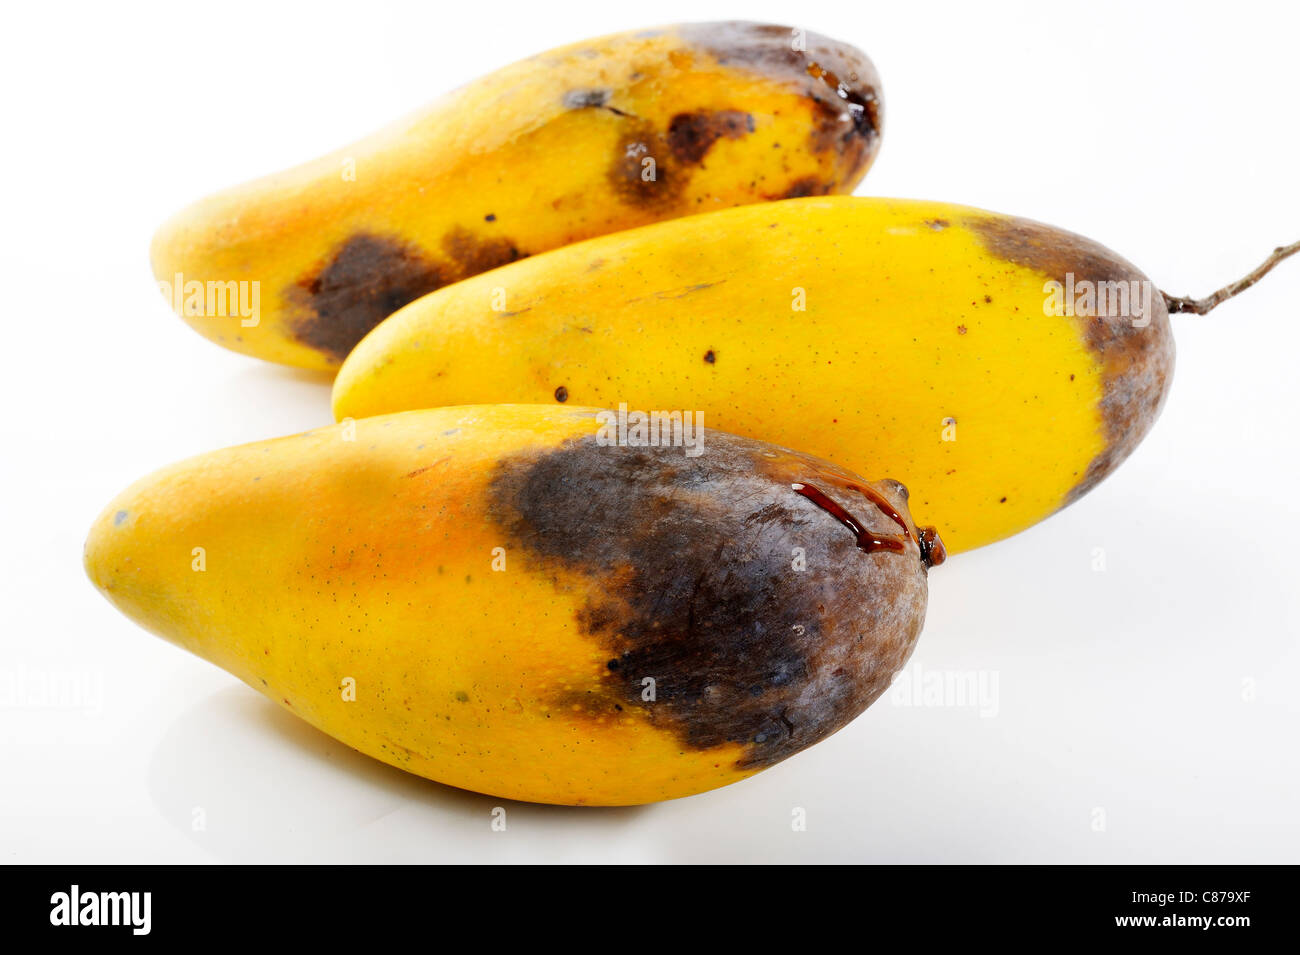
[
  {"left": 489, "top": 427, "right": 929, "bottom": 770},
  {"left": 667, "top": 110, "right": 754, "bottom": 163},
  {"left": 554, "top": 385, "right": 568, "bottom": 403},
  {"left": 704, "top": 349, "right": 716, "bottom": 363},
  {"left": 678, "top": 23, "right": 883, "bottom": 188},
  {"left": 967, "top": 215, "right": 1176, "bottom": 506},
  {"left": 779, "top": 176, "right": 833, "bottom": 199},
  {"left": 607, "top": 121, "right": 681, "bottom": 207},
  {"left": 441, "top": 226, "right": 523, "bottom": 276},
  {"left": 290, "top": 228, "right": 527, "bottom": 363},
  {"left": 804, "top": 61, "right": 880, "bottom": 140},
  {"left": 564, "top": 88, "right": 612, "bottom": 109},
  {"left": 288, "top": 234, "right": 447, "bottom": 362}
]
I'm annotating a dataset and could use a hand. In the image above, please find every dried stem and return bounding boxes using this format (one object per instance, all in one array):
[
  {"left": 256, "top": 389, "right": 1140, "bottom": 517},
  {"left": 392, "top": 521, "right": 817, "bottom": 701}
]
[{"left": 1162, "top": 240, "right": 1300, "bottom": 315}]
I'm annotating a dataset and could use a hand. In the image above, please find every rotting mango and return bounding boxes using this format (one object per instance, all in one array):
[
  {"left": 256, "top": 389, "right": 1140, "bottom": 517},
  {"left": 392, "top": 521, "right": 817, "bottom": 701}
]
[
  {"left": 84, "top": 405, "right": 939, "bottom": 805},
  {"left": 151, "top": 22, "right": 882, "bottom": 370},
  {"left": 332, "top": 196, "right": 1179, "bottom": 554}
]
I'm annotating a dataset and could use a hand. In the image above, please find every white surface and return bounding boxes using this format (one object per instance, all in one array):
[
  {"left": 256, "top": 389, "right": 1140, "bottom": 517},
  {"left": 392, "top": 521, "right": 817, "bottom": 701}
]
[{"left": 2, "top": 0, "right": 1297, "bottom": 863}]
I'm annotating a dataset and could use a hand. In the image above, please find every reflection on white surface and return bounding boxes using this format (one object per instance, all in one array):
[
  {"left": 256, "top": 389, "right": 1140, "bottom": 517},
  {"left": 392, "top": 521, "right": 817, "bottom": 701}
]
[{"left": 147, "top": 686, "right": 650, "bottom": 864}]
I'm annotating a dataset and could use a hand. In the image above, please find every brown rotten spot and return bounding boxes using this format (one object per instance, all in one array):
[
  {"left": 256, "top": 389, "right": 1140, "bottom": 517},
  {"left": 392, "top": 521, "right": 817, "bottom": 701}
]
[
  {"left": 289, "top": 234, "right": 447, "bottom": 364},
  {"left": 679, "top": 21, "right": 883, "bottom": 185},
  {"left": 967, "top": 215, "right": 1176, "bottom": 506},
  {"left": 489, "top": 428, "right": 931, "bottom": 769},
  {"left": 667, "top": 110, "right": 755, "bottom": 163},
  {"left": 290, "top": 229, "right": 526, "bottom": 363}
]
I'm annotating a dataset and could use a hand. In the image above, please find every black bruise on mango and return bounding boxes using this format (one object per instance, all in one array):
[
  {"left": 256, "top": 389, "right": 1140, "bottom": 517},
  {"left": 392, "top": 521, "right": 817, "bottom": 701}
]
[
  {"left": 490, "top": 426, "right": 929, "bottom": 770},
  {"left": 966, "top": 215, "right": 1176, "bottom": 506},
  {"left": 780, "top": 176, "right": 834, "bottom": 199},
  {"left": 607, "top": 110, "right": 755, "bottom": 206},
  {"left": 607, "top": 121, "right": 679, "bottom": 206},
  {"left": 441, "top": 226, "right": 524, "bottom": 276},
  {"left": 291, "top": 228, "right": 525, "bottom": 362},
  {"left": 289, "top": 234, "right": 446, "bottom": 363},
  {"left": 667, "top": 110, "right": 754, "bottom": 163}
]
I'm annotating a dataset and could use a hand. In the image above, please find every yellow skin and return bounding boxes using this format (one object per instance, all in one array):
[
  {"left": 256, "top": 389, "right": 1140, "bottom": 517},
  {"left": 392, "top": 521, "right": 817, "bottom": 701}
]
[
  {"left": 334, "top": 197, "right": 1176, "bottom": 554},
  {"left": 85, "top": 405, "right": 933, "bottom": 805},
  {"left": 151, "top": 22, "right": 882, "bottom": 370}
]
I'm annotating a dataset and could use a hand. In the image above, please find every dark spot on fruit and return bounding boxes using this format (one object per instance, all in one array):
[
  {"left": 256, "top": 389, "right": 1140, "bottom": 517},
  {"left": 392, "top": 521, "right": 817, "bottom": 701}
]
[
  {"left": 441, "top": 226, "right": 523, "bottom": 277},
  {"left": 967, "top": 215, "right": 1175, "bottom": 507},
  {"left": 554, "top": 385, "right": 568, "bottom": 402},
  {"left": 780, "top": 176, "right": 833, "bottom": 199},
  {"left": 564, "top": 88, "right": 611, "bottom": 109},
  {"left": 607, "top": 121, "right": 680, "bottom": 206},
  {"left": 927, "top": 219, "right": 950, "bottom": 231},
  {"left": 704, "top": 349, "right": 716, "bottom": 363},
  {"left": 957, "top": 325, "right": 968, "bottom": 335},
  {"left": 488, "top": 424, "right": 929, "bottom": 769},
  {"left": 676, "top": 24, "right": 882, "bottom": 188},
  {"left": 289, "top": 233, "right": 447, "bottom": 363},
  {"left": 484, "top": 213, "right": 496, "bottom": 222},
  {"left": 667, "top": 110, "right": 754, "bottom": 163},
  {"left": 804, "top": 61, "right": 880, "bottom": 141}
]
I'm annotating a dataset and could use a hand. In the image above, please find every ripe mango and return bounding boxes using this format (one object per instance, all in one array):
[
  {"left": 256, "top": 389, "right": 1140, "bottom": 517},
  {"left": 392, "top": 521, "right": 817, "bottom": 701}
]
[
  {"left": 151, "top": 23, "right": 882, "bottom": 370},
  {"left": 84, "top": 405, "right": 937, "bottom": 805},
  {"left": 333, "top": 196, "right": 1176, "bottom": 554}
]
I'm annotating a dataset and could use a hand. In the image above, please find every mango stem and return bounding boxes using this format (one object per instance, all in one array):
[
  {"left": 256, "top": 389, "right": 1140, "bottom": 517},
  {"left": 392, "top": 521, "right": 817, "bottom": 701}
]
[{"left": 1162, "top": 240, "right": 1300, "bottom": 315}]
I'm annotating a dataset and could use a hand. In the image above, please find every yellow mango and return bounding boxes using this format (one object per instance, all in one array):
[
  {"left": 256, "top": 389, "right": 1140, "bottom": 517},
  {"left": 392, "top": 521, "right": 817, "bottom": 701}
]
[
  {"left": 151, "top": 23, "right": 882, "bottom": 369},
  {"left": 333, "top": 196, "right": 1176, "bottom": 554},
  {"left": 84, "top": 405, "right": 937, "bottom": 805}
]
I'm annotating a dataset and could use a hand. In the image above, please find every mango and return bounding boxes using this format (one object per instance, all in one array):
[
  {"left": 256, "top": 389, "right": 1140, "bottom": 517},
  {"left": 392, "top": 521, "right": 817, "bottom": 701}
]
[
  {"left": 333, "top": 196, "right": 1176, "bottom": 554},
  {"left": 151, "top": 23, "right": 882, "bottom": 369},
  {"left": 84, "top": 405, "right": 938, "bottom": 805}
]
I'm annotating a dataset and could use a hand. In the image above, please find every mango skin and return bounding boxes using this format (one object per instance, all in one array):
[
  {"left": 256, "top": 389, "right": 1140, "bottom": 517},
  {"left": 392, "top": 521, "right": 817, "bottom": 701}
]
[
  {"left": 84, "top": 405, "right": 930, "bottom": 805},
  {"left": 333, "top": 196, "right": 1176, "bottom": 555},
  {"left": 151, "top": 22, "right": 882, "bottom": 370}
]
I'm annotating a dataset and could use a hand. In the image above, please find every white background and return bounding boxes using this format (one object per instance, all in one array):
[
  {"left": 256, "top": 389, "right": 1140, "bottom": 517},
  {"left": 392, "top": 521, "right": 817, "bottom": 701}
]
[{"left": 2, "top": 0, "right": 1297, "bottom": 863}]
